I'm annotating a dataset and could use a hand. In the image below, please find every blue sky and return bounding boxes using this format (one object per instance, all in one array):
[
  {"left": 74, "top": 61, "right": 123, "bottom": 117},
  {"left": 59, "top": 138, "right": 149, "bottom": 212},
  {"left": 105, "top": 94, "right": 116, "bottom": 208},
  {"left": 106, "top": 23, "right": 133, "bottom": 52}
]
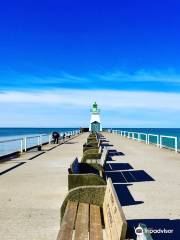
[{"left": 0, "top": 0, "right": 180, "bottom": 127}]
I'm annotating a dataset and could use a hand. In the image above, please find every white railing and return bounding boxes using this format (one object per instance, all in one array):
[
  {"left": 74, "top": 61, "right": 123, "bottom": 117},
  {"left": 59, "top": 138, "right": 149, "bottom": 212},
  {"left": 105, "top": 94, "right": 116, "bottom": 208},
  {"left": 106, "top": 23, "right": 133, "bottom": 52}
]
[
  {"left": 108, "top": 129, "right": 179, "bottom": 153},
  {"left": 133, "top": 132, "right": 139, "bottom": 140},
  {"left": 0, "top": 130, "right": 80, "bottom": 158},
  {"left": 148, "top": 134, "right": 159, "bottom": 147},
  {"left": 138, "top": 133, "right": 148, "bottom": 144},
  {"left": 160, "top": 135, "right": 178, "bottom": 152},
  {"left": 25, "top": 135, "right": 43, "bottom": 151},
  {"left": 0, "top": 138, "right": 24, "bottom": 155}
]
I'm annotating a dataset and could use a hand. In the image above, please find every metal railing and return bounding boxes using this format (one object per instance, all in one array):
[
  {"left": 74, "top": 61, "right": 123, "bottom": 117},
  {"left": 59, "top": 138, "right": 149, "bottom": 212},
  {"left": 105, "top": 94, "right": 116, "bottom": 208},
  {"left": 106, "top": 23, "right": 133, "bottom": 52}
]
[
  {"left": 138, "top": 133, "right": 148, "bottom": 144},
  {"left": 160, "top": 135, "right": 178, "bottom": 152},
  {"left": 148, "top": 134, "right": 159, "bottom": 147},
  {"left": 108, "top": 129, "right": 179, "bottom": 153},
  {"left": 0, "top": 138, "right": 24, "bottom": 156},
  {"left": 0, "top": 130, "right": 80, "bottom": 158}
]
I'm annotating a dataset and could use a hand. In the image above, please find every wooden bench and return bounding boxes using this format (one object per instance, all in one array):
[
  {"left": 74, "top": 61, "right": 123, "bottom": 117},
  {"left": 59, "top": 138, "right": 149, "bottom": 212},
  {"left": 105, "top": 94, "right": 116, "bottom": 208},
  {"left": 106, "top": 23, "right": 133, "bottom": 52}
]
[
  {"left": 96, "top": 133, "right": 106, "bottom": 149},
  {"left": 57, "top": 178, "right": 127, "bottom": 240},
  {"left": 86, "top": 146, "right": 109, "bottom": 166},
  {"left": 68, "top": 158, "right": 106, "bottom": 190}
]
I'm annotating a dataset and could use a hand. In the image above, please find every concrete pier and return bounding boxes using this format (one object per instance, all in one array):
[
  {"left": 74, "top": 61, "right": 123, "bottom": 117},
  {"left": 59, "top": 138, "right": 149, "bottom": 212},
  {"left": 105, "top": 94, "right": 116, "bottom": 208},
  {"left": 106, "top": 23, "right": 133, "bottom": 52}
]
[
  {"left": 103, "top": 132, "right": 180, "bottom": 220},
  {"left": 0, "top": 133, "right": 89, "bottom": 240},
  {"left": 0, "top": 132, "right": 180, "bottom": 239}
]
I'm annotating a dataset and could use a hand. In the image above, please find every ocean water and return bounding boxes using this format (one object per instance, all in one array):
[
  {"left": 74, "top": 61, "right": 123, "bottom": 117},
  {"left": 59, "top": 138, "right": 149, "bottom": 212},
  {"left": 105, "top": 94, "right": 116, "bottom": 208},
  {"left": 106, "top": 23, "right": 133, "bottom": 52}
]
[
  {"left": 0, "top": 128, "right": 79, "bottom": 157},
  {"left": 0, "top": 128, "right": 79, "bottom": 138},
  {"left": 0, "top": 128, "right": 180, "bottom": 157}
]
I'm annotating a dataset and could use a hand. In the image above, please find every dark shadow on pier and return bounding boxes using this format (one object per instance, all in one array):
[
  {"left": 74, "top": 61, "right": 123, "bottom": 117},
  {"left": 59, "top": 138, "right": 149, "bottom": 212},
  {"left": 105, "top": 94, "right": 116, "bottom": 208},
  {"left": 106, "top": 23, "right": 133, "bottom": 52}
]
[
  {"left": 126, "top": 219, "right": 180, "bottom": 240},
  {"left": 101, "top": 143, "right": 114, "bottom": 147},
  {"left": 0, "top": 152, "right": 20, "bottom": 162},
  {"left": 105, "top": 163, "right": 133, "bottom": 171},
  {"left": 101, "top": 140, "right": 109, "bottom": 143},
  {"left": 106, "top": 170, "right": 155, "bottom": 183},
  {"left": 113, "top": 184, "right": 143, "bottom": 206},
  {"left": 106, "top": 149, "right": 125, "bottom": 161},
  {"left": 108, "top": 149, "right": 125, "bottom": 156},
  {"left": 0, "top": 162, "right": 26, "bottom": 176},
  {"left": 105, "top": 162, "right": 154, "bottom": 207}
]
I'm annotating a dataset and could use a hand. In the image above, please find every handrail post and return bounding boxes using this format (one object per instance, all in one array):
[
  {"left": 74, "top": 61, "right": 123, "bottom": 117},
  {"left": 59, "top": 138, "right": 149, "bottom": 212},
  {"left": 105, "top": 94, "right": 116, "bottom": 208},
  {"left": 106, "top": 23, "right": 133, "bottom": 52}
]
[
  {"left": 138, "top": 133, "right": 140, "bottom": 142},
  {"left": 145, "top": 134, "right": 148, "bottom": 144},
  {"left": 157, "top": 135, "right": 159, "bottom": 147},
  {"left": 147, "top": 134, "right": 150, "bottom": 144},
  {"left": 24, "top": 137, "right": 27, "bottom": 152},
  {"left": 48, "top": 135, "right": 51, "bottom": 144},
  {"left": 175, "top": 137, "right": 178, "bottom": 152},
  {"left": 20, "top": 139, "right": 23, "bottom": 153},
  {"left": 38, "top": 136, "right": 40, "bottom": 146},
  {"left": 132, "top": 133, "right": 134, "bottom": 140},
  {"left": 40, "top": 135, "right": 42, "bottom": 146},
  {"left": 160, "top": 136, "right": 162, "bottom": 148}
]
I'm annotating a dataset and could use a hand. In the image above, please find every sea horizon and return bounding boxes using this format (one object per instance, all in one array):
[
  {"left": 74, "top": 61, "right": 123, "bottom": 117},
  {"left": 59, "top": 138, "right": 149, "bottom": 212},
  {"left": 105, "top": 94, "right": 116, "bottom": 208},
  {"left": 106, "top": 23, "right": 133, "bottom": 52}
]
[{"left": 0, "top": 127, "right": 180, "bottom": 138}]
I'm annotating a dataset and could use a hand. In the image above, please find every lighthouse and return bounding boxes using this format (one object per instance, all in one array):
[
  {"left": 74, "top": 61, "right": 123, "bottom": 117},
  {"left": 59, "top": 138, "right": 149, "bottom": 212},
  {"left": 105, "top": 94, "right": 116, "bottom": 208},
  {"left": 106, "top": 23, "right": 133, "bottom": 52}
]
[{"left": 89, "top": 102, "right": 102, "bottom": 132}]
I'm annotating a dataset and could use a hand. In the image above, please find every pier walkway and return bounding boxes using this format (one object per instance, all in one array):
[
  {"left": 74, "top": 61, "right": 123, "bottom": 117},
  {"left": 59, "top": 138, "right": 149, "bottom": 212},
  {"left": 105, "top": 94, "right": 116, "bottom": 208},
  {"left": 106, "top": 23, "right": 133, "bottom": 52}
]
[
  {"left": 103, "top": 132, "right": 180, "bottom": 232},
  {"left": 0, "top": 133, "right": 89, "bottom": 240},
  {"left": 0, "top": 132, "right": 180, "bottom": 239}
]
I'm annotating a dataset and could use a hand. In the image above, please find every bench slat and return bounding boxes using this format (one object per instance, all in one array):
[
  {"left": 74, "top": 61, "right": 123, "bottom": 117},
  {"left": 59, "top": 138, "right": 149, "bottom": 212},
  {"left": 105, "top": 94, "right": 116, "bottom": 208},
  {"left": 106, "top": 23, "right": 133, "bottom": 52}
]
[
  {"left": 74, "top": 203, "right": 89, "bottom": 240},
  {"left": 90, "top": 204, "right": 103, "bottom": 240},
  {"left": 57, "top": 201, "right": 78, "bottom": 240}
]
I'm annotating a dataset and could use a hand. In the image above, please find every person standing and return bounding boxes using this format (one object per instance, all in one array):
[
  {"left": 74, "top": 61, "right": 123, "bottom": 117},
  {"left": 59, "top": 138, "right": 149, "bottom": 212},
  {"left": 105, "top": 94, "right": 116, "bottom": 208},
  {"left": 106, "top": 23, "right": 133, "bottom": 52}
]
[{"left": 52, "top": 131, "right": 60, "bottom": 144}]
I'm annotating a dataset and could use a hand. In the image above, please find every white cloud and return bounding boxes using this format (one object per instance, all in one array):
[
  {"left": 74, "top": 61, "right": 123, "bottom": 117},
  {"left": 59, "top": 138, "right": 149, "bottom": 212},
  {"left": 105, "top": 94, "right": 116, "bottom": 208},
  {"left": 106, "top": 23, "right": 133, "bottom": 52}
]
[
  {"left": 2, "top": 69, "right": 180, "bottom": 88},
  {"left": 0, "top": 89, "right": 180, "bottom": 111},
  {"left": 94, "top": 69, "right": 180, "bottom": 84}
]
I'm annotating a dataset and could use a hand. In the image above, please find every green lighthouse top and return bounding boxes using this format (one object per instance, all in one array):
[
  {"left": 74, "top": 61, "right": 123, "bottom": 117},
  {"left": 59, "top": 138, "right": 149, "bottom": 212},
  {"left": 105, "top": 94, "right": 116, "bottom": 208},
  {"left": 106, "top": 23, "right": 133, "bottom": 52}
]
[
  {"left": 93, "top": 101, "right": 97, "bottom": 110},
  {"left": 91, "top": 101, "right": 100, "bottom": 113}
]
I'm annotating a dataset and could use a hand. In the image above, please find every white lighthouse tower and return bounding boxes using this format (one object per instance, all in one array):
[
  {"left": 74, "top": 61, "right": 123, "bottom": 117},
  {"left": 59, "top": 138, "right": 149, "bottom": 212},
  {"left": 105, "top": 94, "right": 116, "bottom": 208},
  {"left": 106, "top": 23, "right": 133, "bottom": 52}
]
[{"left": 89, "top": 102, "right": 102, "bottom": 132}]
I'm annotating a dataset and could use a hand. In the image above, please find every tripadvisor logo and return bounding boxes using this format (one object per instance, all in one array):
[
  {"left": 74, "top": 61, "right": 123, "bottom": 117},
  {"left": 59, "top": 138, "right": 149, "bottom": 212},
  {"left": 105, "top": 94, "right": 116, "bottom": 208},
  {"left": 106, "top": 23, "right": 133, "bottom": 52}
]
[
  {"left": 135, "top": 226, "right": 144, "bottom": 237},
  {"left": 135, "top": 225, "right": 174, "bottom": 238}
]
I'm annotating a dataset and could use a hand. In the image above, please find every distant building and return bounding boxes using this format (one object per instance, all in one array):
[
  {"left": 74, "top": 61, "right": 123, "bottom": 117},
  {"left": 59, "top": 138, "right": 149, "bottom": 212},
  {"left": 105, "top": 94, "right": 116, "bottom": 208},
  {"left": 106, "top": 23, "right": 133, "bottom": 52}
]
[{"left": 89, "top": 102, "right": 102, "bottom": 132}]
